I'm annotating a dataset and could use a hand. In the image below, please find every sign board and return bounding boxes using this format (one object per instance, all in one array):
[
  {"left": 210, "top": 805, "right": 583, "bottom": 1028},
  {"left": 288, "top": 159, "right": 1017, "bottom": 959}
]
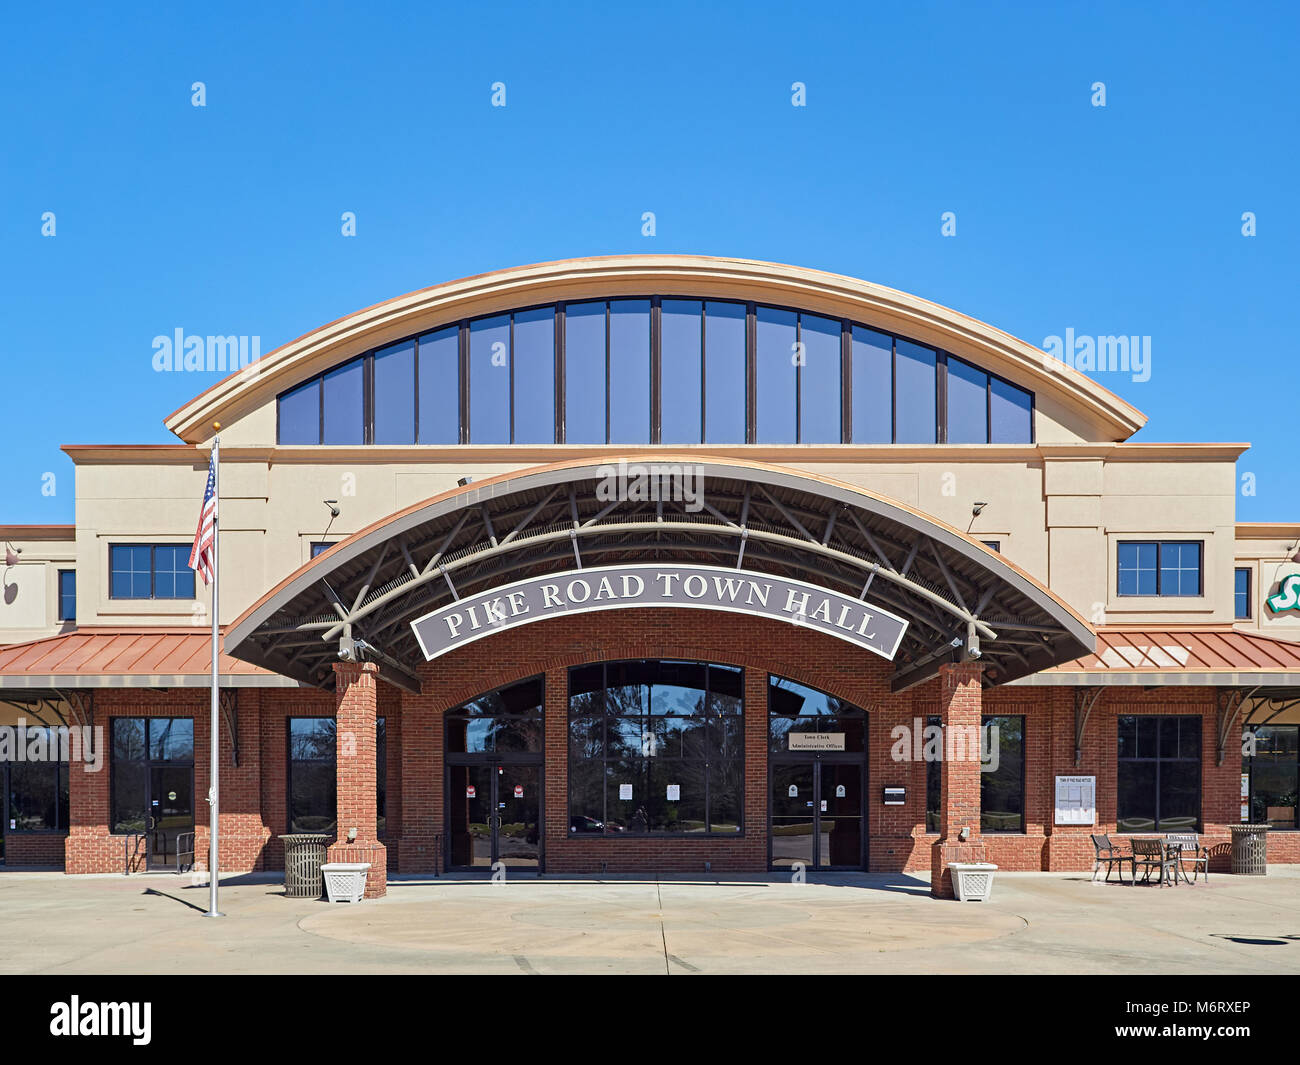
[
  {"left": 465, "top": 785, "right": 476, "bottom": 799},
  {"left": 666, "top": 784, "right": 680, "bottom": 801},
  {"left": 619, "top": 783, "right": 633, "bottom": 801},
  {"left": 787, "top": 785, "right": 798, "bottom": 797},
  {"left": 411, "top": 564, "right": 909, "bottom": 662},
  {"left": 514, "top": 785, "right": 523, "bottom": 798},
  {"left": 1054, "top": 775, "right": 1096, "bottom": 826},
  {"left": 788, "top": 732, "right": 846, "bottom": 752},
  {"left": 1241, "top": 772, "right": 1251, "bottom": 821},
  {"left": 1266, "top": 572, "right": 1300, "bottom": 614},
  {"left": 883, "top": 787, "right": 905, "bottom": 806}
]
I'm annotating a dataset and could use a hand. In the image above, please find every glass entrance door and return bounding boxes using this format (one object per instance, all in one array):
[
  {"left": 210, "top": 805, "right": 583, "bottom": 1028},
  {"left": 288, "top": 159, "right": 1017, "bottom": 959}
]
[
  {"left": 770, "top": 761, "right": 863, "bottom": 870},
  {"left": 447, "top": 763, "right": 542, "bottom": 871},
  {"left": 147, "top": 766, "right": 194, "bottom": 870}
]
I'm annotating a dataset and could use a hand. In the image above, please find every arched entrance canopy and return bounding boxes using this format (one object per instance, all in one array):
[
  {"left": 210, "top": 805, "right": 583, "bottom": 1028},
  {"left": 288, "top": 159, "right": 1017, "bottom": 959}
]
[{"left": 225, "top": 457, "right": 1094, "bottom": 694}]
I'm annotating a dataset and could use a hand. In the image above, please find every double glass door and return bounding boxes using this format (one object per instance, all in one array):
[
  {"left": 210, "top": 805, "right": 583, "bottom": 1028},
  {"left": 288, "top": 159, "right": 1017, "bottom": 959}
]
[
  {"left": 770, "top": 761, "right": 864, "bottom": 870},
  {"left": 447, "top": 763, "right": 541, "bottom": 871}
]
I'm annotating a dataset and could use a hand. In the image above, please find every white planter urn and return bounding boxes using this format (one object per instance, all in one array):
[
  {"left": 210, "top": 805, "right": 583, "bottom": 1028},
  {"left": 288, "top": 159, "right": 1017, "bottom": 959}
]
[
  {"left": 948, "top": 861, "right": 998, "bottom": 902},
  {"left": 321, "top": 862, "right": 372, "bottom": 903}
]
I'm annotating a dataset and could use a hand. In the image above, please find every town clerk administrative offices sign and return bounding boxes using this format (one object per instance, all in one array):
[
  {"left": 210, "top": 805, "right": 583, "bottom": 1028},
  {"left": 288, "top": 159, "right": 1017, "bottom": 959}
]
[{"left": 410, "top": 564, "right": 909, "bottom": 662}]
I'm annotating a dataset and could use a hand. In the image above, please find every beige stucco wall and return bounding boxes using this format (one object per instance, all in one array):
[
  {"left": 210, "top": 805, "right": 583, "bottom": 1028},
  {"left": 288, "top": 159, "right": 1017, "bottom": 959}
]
[
  {"left": 36, "top": 441, "right": 1256, "bottom": 643},
  {"left": 1233, "top": 526, "right": 1300, "bottom": 638},
  {"left": 0, "top": 530, "right": 77, "bottom": 642}
]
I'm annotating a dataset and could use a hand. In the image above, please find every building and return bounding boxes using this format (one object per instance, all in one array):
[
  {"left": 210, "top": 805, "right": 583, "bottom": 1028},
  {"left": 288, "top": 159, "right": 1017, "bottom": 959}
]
[{"left": 1, "top": 254, "right": 1297, "bottom": 897}]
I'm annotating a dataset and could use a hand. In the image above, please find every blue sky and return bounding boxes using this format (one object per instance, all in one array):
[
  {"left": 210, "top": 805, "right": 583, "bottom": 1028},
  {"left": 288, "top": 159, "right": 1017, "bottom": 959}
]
[{"left": 1, "top": 1, "right": 1295, "bottom": 521}]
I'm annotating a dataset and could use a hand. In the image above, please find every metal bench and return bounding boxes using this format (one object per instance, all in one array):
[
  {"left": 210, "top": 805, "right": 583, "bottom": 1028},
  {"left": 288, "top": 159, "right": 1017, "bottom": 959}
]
[{"left": 1090, "top": 833, "right": 1134, "bottom": 884}]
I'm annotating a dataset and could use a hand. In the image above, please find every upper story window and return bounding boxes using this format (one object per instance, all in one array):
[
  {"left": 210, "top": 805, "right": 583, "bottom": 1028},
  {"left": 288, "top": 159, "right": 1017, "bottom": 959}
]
[
  {"left": 276, "top": 298, "right": 1035, "bottom": 447},
  {"left": 57, "top": 569, "right": 76, "bottom": 621},
  {"left": 1117, "top": 541, "right": 1202, "bottom": 598},
  {"left": 109, "top": 545, "right": 195, "bottom": 600},
  {"left": 310, "top": 542, "right": 334, "bottom": 558},
  {"left": 1235, "top": 567, "right": 1252, "bottom": 619}
]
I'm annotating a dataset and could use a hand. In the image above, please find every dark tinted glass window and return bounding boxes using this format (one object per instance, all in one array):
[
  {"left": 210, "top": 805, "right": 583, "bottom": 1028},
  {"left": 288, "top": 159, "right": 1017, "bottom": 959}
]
[
  {"left": 446, "top": 676, "right": 544, "bottom": 754},
  {"left": 110, "top": 545, "right": 153, "bottom": 599},
  {"left": 660, "top": 300, "right": 703, "bottom": 444},
  {"left": 57, "top": 569, "right": 76, "bottom": 621},
  {"left": 569, "top": 660, "right": 742, "bottom": 834},
  {"left": 1160, "top": 542, "right": 1202, "bottom": 597},
  {"left": 894, "top": 340, "right": 937, "bottom": 443},
  {"left": 278, "top": 378, "right": 320, "bottom": 444},
  {"left": 469, "top": 315, "right": 510, "bottom": 444},
  {"left": 1245, "top": 726, "right": 1298, "bottom": 828},
  {"left": 152, "top": 545, "right": 195, "bottom": 599},
  {"left": 1235, "top": 568, "right": 1252, "bottom": 619},
  {"left": 1118, "top": 542, "right": 1201, "bottom": 597},
  {"left": 373, "top": 340, "right": 415, "bottom": 445},
  {"left": 756, "top": 307, "right": 797, "bottom": 444},
  {"left": 609, "top": 300, "right": 651, "bottom": 444},
  {"left": 1117, "top": 542, "right": 1158, "bottom": 596},
  {"left": 946, "top": 356, "right": 988, "bottom": 444},
  {"left": 799, "top": 314, "right": 841, "bottom": 443},
  {"left": 851, "top": 327, "right": 892, "bottom": 443},
  {"left": 418, "top": 327, "right": 460, "bottom": 444},
  {"left": 989, "top": 376, "right": 1033, "bottom": 443},
  {"left": 149, "top": 719, "right": 194, "bottom": 761},
  {"left": 704, "top": 302, "right": 746, "bottom": 443},
  {"left": 512, "top": 307, "right": 555, "bottom": 444},
  {"left": 565, "top": 302, "right": 606, "bottom": 443},
  {"left": 1117, "top": 715, "right": 1201, "bottom": 832},
  {"left": 5, "top": 726, "right": 69, "bottom": 832},
  {"left": 288, "top": 718, "right": 336, "bottom": 834},
  {"left": 110, "top": 545, "right": 193, "bottom": 600},
  {"left": 321, "top": 357, "right": 364, "bottom": 445},
  {"left": 767, "top": 676, "right": 867, "bottom": 754},
  {"left": 981, "top": 716, "right": 1024, "bottom": 832}
]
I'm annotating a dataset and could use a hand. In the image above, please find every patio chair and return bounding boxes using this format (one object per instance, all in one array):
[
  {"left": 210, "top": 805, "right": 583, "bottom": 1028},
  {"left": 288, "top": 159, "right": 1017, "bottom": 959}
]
[
  {"left": 1164, "top": 832, "right": 1209, "bottom": 883},
  {"left": 1090, "top": 833, "right": 1133, "bottom": 884},
  {"left": 1130, "top": 838, "right": 1176, "bottom": 886}
]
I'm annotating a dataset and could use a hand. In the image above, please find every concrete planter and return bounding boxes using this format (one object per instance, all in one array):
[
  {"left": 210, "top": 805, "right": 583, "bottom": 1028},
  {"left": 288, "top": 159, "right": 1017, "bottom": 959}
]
[
  {"left": 321, "top": 862, "right": 371, "bottom": 903},
  {"left": 948, "top": 861, "right": 998, "bottom": 902}
]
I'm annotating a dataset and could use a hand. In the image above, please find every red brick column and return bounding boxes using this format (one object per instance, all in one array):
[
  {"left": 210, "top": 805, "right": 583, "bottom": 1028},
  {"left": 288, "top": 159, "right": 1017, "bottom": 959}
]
[
  {"left": 930, "top": 661, "right": 986, "bottom": 898},
  {"left": 325, "top": 661, "right": 387, "bottom": 898}
]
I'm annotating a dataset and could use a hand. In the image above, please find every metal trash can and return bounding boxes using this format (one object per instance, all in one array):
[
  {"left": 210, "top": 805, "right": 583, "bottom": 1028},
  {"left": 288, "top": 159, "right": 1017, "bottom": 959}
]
[
  {"left": 1229, "top": 824, "right": 1269, "bottom": 875},
  {"left": 279, "top": 833, "right": 331, "bottom": 898}
]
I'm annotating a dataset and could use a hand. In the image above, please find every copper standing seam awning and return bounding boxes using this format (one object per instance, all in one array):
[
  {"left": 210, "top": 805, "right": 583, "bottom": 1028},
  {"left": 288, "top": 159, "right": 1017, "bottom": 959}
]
[
  {"left": 0, "top": 629, "right": 298, "bottom": 689},
  {"left": 1007, "top": 627, "right": 1300, "bottom": 688}
]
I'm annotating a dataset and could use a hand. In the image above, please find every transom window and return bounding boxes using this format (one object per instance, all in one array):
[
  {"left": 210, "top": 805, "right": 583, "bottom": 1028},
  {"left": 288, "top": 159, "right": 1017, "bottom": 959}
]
[
  {"left": 1117, "top": 541, "right": 1203, "bottom": 597},
  {"left": 109, "top": 544, "right": 195, "bottom": 600},
  {"left": 446, "top": 676, "right": 544, "bottom": 754},
  {"left": 277, "top": 299, "right": 1034, "bottom": 446},
  {"left": 568, "top": 660, "right": 744, "bottom": 836}
]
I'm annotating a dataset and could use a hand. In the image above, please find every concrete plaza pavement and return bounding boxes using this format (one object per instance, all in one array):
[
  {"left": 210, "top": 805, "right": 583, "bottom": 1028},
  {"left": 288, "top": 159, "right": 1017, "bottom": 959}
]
[{"left": 1, "top": 866, "right": 1298, "bottom": 975}]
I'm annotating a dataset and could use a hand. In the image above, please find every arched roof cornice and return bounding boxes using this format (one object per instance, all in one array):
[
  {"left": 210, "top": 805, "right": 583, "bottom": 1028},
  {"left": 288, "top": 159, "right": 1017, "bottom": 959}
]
[{"left": 166, "top": 255, "right": 1146, "bottom": 443}]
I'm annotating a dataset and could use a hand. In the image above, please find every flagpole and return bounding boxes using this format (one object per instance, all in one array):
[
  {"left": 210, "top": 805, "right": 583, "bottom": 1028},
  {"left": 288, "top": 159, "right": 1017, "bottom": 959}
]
[{"left": 204, "top": 432, "right": 223, "bottom": 918}]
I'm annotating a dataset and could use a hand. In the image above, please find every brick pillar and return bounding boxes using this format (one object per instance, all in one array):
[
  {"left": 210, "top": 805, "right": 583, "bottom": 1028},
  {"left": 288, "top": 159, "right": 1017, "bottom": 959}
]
[
  {"left": 930, "top": 661, "right": 986, "bottom": 898},
  {"left": 325, "top": 661, "right": 387, "bottom": 898}
]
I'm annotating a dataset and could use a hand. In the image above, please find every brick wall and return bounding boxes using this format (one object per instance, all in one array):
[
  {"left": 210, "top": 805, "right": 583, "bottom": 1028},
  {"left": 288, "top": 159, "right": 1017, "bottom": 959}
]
[{"left": 28, "top": 608, "right": 1299, "bottom": 876}]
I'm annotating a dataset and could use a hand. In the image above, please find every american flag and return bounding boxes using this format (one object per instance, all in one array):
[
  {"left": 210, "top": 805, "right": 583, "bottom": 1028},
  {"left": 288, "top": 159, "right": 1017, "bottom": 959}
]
[{"left": 189, "top": 451, "right": 217, "bottom": 584}]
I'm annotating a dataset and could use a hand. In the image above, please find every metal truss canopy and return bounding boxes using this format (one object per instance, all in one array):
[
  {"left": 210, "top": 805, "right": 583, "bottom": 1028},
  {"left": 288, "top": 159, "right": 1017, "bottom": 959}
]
[{"left": 225, "top": 459, "right": 1095, "bottom": 694}]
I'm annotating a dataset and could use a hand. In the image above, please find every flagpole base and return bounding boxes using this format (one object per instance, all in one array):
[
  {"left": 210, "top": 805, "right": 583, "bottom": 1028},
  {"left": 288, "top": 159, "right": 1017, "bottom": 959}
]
[{"left": 202, "top": 911, "right": 225, "bottom": 918}]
